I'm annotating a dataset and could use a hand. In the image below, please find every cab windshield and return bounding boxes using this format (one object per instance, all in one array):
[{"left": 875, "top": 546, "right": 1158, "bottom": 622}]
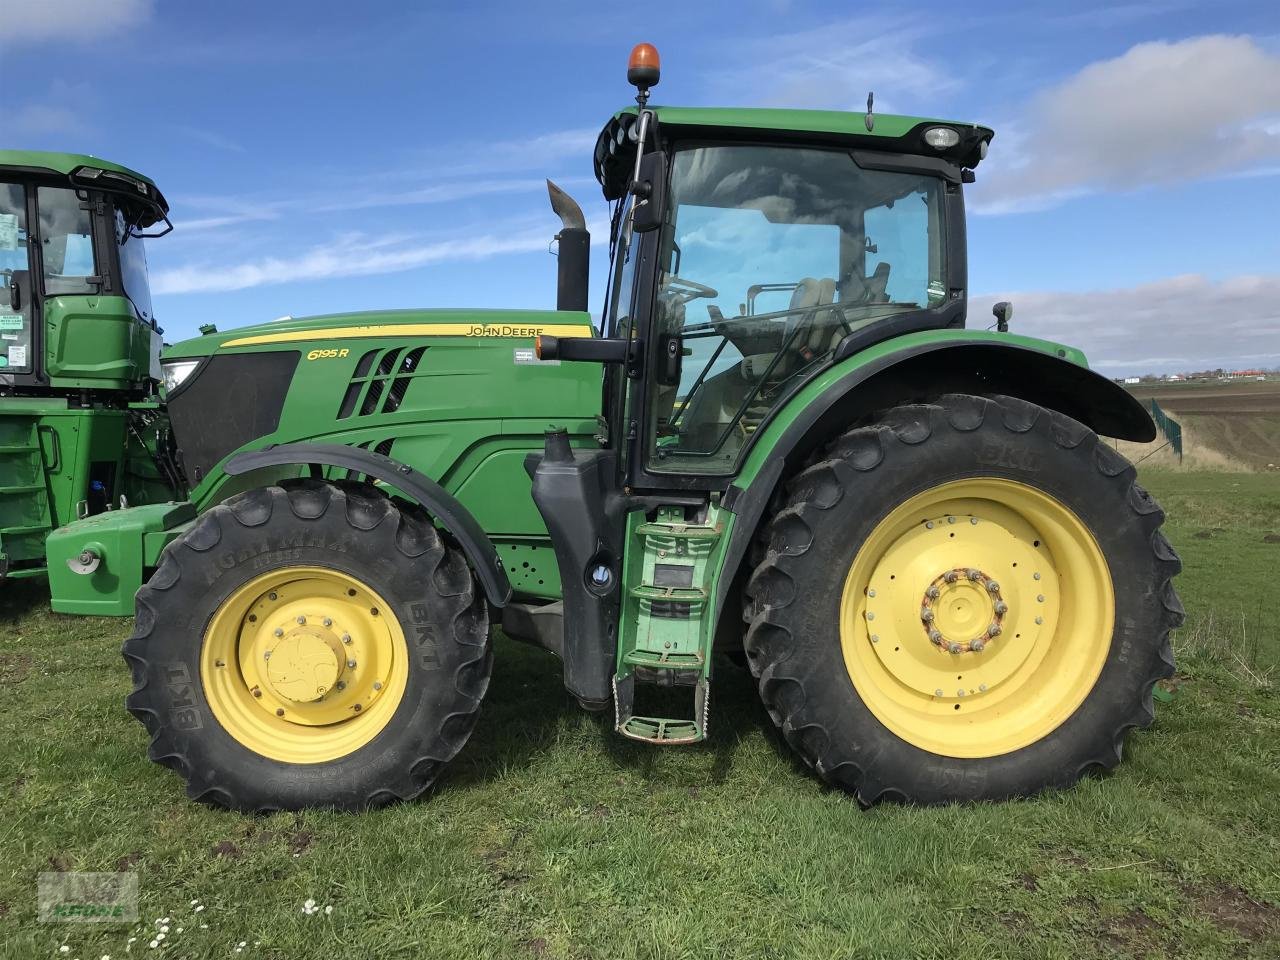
[{"left": 648, "top": 143, "right": 949, "bottom": 473}]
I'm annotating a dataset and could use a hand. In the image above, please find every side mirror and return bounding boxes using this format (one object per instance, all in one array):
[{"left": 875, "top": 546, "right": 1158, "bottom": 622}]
[
  {"left": 992, "top": 301, "right": 1012, "bottom": 332},
  {"left": 630, "top": 151, "right": 667, "bottom": 234}
]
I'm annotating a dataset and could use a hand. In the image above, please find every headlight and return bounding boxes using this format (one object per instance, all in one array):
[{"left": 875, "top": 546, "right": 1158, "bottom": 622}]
[
  {"left": 923, "top": 126, "right": 961, "bottom": 149},
  {"left": 161, "top": 359, "right": 200, "bottom": 394}
]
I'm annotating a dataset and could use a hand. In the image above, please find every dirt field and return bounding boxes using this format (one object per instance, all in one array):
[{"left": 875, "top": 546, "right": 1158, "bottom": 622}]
[{"left": 1122, "top": 379, "right": 1280, "bottom": 470}]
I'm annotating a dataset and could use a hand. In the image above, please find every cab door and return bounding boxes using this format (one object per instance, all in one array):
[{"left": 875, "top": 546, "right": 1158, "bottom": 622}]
[{"left": 0, "top": 179, "right": 36, "bottom": 381}]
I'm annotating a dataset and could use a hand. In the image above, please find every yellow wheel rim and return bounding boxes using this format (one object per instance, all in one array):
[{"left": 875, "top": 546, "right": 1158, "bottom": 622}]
[
  {"left": 201, "top": 567, "right": 408, "bottom": 764},
  {"left": 839, "top": 478, "right": 1113, "bottom": 758}
]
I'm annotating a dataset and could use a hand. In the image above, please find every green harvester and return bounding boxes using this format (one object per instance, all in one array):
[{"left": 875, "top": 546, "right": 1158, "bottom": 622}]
[
  {"left": 0, "top": 151, "right": 181, "bottom": 584},
  {"left": 38, "top": 46, "right": 1181, "bottom": 810}
]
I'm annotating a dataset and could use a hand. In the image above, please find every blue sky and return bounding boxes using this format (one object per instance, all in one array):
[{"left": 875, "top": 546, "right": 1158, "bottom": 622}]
[{"left": 3, "top": 0, "right": 1277, "bottom": 374}]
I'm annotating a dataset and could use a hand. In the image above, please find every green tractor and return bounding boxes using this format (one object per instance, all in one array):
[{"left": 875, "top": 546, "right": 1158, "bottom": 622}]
[
  {"left": 0, "top": 151, "right": 182, "bottom": 584},
  {"left": 47, "top": 46, "right": 1181, "bottom": 809}
]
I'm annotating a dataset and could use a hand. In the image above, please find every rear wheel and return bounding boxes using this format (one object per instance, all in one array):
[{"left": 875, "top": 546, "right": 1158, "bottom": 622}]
[
  {"left": 744, "top": 394, "right": 1182, "bottom": 804},
  {"left": 123, "top": 479, "right": 490, "bottom": 811}
]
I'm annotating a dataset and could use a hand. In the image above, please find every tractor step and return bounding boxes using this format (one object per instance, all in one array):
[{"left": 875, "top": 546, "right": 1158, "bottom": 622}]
[
  {"left": 612, "top": 504, "right": 727, "bottom": 745},
  {"left": 613, "top": 674, "right": 710, "bottom": 745}
]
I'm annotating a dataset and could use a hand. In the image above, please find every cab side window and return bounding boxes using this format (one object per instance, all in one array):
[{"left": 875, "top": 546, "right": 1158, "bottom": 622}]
[{"left": 37, "top": 187, "right": 97, "bottom": 296}]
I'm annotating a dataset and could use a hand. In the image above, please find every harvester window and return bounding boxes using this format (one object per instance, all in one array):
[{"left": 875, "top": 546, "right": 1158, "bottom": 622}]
[
  {"left": 37, "top": 187, "right": 97, "bottom": 296},
  {"left": 647, "top": 144, "right": 947, "bottom": 474},
  {"left": 115, "top": 209, "right": 155, "bottom": 323},
  {"left": 0, "top": 181, "right": 32, "bottom": 374}
]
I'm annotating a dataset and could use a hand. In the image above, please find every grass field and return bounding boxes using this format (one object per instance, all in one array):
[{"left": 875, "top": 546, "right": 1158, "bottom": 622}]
[
  {"left": 1124, "top": 379, "right": 1280, "bottom": 470},
  {"left": 1, "top": 470, "right": 1277, "bottom": 960}
]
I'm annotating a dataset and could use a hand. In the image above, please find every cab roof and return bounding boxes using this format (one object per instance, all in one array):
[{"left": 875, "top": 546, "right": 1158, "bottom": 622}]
[
  {"left": 0, "top": 149, "right": 168, "bottom": 218},
  {"left": 594, "top": 105, "right": 994, "bottom": 199}
]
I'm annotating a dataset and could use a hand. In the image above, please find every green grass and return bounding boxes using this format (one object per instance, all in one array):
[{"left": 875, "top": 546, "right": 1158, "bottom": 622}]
[{"left": 1, "top": 470, "right": 1278, "bottom": 960}]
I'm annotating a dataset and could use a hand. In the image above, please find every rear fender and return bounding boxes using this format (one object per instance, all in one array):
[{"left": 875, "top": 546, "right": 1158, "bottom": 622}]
[{"left": 713, "top": 333, "right": 1155, "bottom": 634}]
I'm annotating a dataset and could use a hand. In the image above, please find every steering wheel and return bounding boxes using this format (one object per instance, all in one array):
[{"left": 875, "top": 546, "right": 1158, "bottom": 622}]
[{"left": 663, "top": 275, "right": 719, "bottom": 302}]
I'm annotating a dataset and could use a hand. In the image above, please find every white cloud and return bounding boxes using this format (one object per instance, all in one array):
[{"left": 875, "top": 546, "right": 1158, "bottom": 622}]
[
  {"left": 173, "top": 126, "right": 245, "bottom": 153},
  {"left": 9, "top": 104, "right": 86, "bottom": 139},
  {"left": 152, "top": 215, "right": 610, "bottom": 296},
  {"left": 710, "top": 17, "right": 957, "bottom": 112},
  {"left": 971, "top": 273, "right": 1280, "bottom": 374},
  {"left": 972, "top": 35, "right": 1280, "bottom": 213},
  {"left": 0, "top": 0, "right": 153, "bottom": 45}
]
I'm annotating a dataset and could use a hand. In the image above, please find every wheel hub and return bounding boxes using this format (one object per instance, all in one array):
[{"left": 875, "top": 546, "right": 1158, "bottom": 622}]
[
  {"left": 921, "top": 567, "right": 1006, "bottom": 654},
  {"left": 264, "top": 628, "right": 346, "bottom": 703}
]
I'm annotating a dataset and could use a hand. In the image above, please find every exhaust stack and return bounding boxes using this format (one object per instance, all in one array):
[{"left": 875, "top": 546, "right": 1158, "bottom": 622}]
[{"left": 547, "top": 180, "right": 589, "bottom": 313}]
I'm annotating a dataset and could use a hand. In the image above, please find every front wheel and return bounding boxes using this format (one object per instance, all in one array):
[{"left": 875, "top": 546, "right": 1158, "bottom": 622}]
[
  {"left": 744, "top": 394, "right": 1182, "bottom": 804},
  {"left": 123, "top": 479, "right": 491, "bottom": 811}
]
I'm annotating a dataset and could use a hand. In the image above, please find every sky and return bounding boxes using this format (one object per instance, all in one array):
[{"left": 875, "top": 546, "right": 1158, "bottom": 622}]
[{"left": 2, "top": 0, "right": 1277, "bottom": 376}]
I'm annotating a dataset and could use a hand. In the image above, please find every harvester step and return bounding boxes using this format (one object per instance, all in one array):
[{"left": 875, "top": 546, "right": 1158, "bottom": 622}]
[
  {"left": 622, "top": 649, "right": 705, "bottom": 669},
  {"left": 0, "top": 484, "right": 45, "bottom": 495},
  {"left": 0, "top": 524, "right": 51, "bottom": 536},
  {"left": 0, "top": 444, "right": 39, "bottom": 454},
  {"left": 630, "top": 584, "right": 707, "bottom": 602}
]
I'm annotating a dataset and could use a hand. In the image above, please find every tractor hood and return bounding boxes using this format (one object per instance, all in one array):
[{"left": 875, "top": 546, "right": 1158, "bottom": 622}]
[{"left": 163, "top": 308, "right": 593, "bottom": 360}]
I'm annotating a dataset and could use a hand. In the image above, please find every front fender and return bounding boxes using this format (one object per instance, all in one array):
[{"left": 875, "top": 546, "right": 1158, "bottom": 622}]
[{"left": 224, "top": 443, "right": 512, "bottom": 607}]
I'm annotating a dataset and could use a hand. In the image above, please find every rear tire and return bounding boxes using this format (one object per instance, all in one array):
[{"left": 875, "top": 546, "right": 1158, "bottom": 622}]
[
  {"left": 123, "top": 479, "right": 491, "bottom": 811},
  {"left": 744, "top": 394, "right": 1182, "bottom": 804}
]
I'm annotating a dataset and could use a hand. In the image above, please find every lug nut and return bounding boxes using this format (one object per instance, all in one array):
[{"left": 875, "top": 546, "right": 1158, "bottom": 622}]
[
  {"left": 979, "top": 683, "right": 988, "bottom": 692},
  {"left": 264, "top": 651, "right": 271, "bottom": 661},
  {"left": 994, "top": 601, "right": 1008, "bottom": 615},
  {"left": 347, "top": 659, "right": 357, "bottom": 669},
  {"left": 1037, "top": 594, "right": 1045, "bottom": 603},
  {"left": 935, "top": 688, "right": 944, "bottom": 697},
  {"left": 323, "top": 618, "right": 333, "bottom": 627},
  {"left": 966, "top": 569, "right": 981, "bottom": 581},
  {"left": 274, "top": 628, "right": 284, "bottom": 637},
  {"left": 971, "top": 639, "right": 986, "bottom": 652},
  {"left": 1035, "top": 616, "right": 1044, "bottom": 625},
  {"left": 870, "top": 634, "right": 879, "bottom": 644},
  {"left": 373, "top": 681, "right": 383, "bottom": 691},
  {"left": 988, "top": 624, "right": 1002, "bottom": 638},
  {"left": 868, "top": 588, "right": 876, "bottom": 598},
  {"left": 944, "top": 571, "right": 959, "bottom": 584},
  {"left": 353, "top": 704, "right": 362, "bottom": 713},
  {"left": 296, "top": 615, "right": 306, "bottom": 625},
  {"left": 336, "top": 681, "right": 346, "bottom": 691},
  {"left": 1033, "top": 572, "right": 1041, "bottom": 581},
  {"left": 947, "top": 516, "right": 956, "bottom": 524},
  {"left": 866, "top": 611, "right": 876, "bottom": 621},
  {"left": 948, "top": 642, "right": 962, "bottom": 654},
  {"left": 986, "top": 580, "right": 1000, "bottom": 593},
  {"left": 268, "top": 592, "right": 278, "bottom": 601},
  {"left": 276, "top": 708, "right": 285, "bottom": 717},
  {"left": 926, "top": 521, "right": 935, "bottom": 529},
  {"left": 970, "top": 517, "right": 979, "bottom": 525},
  {"left": 342, "top": 633, "right": 352, "bottom": 644},
  {"left": 926, "top": 586, "right": 940, "bottom": 599},
  {"left": 929, "top": 629, "right": 943, "bottom": 643},
  {"left": 920, "top": 608, "right": 934, "bottom": 622},
  {"left": 252, "top": 688, "right": 262, "bottom": 698},
  {"left": 957, "top": 689, "right": 966, "bottom": 697}
]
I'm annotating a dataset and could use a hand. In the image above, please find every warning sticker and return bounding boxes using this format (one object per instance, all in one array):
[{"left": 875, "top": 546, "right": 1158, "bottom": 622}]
[
  {"left": 0, "top": 213, "right": 17, "bottom": 250},
  {"left": 513, "top": 347, "right": 559, "bottom": 366},
  {"left": 0, "top": 315, "right": 23, "bottom": 330},
  {"left": 8, "top": 344, "right": 25, "bottom": 367}
]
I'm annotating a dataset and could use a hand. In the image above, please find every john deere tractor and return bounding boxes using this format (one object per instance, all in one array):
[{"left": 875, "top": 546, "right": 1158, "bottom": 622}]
[
  {"left": 0, "top": 152, "right": 182, "bottom": 583},
  {"left": 46, "top": 46, "right": 1181, "bottom": 810}
]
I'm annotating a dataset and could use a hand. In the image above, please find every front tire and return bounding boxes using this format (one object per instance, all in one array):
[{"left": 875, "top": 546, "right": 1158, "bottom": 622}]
[
  {"left": 744, "top": 394, "right": 1182, "bottom": 804},
  {"left": 123, "top": 479, "right": 491, "bottom": 811}
]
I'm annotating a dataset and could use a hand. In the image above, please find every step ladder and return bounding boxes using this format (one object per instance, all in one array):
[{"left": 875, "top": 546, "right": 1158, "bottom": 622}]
[
  {"left": 613, "top": 506, "right": 725, "bottom": 745},
  {"left": 0, "top": 416, "right": 53, "bottom": 577}
]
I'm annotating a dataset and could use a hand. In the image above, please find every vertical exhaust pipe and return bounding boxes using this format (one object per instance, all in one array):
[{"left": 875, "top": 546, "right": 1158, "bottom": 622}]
[{"left": 547, "top": 180, "right": 589, "bottom": 313}]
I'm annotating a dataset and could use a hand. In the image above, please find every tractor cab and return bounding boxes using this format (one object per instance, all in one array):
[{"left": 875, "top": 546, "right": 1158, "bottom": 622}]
[
  {"left": 0, "top": 152, "right": 179, "bottom": 582},
  {"left": 0, "top": 151, "right": 170, "bottom": 393}
]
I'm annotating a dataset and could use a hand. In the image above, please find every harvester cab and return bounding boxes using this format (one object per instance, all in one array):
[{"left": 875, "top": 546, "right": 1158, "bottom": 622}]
[
  {"left": 0, "top": 152, "right": 182, "bottom": 581},
  {"left": 45, "top": 47, "right": 1180, "bottom": 811}
]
